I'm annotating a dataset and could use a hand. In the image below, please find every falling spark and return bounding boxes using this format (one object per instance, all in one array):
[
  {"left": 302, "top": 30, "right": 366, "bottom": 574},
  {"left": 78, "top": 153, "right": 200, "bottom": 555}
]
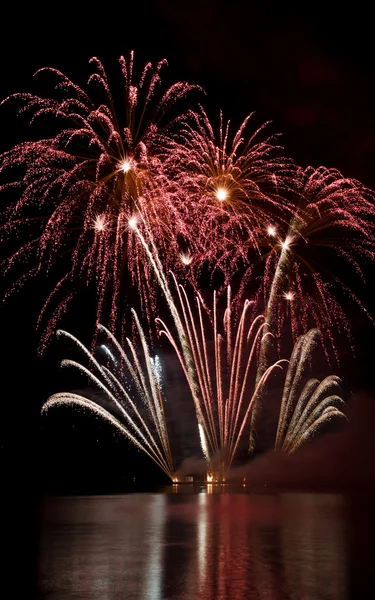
[
  {"left": 150, "top": 355, "right": 163, "bottom": 387},
  {"left": 100, "top": 344, "right": 117, "bottom": 364},
  {"left": 198, "top": 423, "right": 211, "bottom": 463}
]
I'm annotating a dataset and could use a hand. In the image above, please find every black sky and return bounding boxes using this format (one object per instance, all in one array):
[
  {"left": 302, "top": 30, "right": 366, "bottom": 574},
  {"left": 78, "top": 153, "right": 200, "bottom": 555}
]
[{"left": 1, "top": 1, "right": 375, "bottom": 492}]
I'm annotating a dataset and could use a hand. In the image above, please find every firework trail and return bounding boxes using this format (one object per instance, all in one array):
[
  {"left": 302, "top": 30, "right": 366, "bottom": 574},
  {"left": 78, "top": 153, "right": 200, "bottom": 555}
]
[
  {"left": 157, "top": 278, "right": 286, "bottom": 479},
  {"left": 249, "top": 165, "right": 375, "bottom": 451},
  {"left": 0, "top": 53, "right": 201, "bottom": 347},
  {"left": 161, "top": 105, "right": 294, "bottom": 284},
  {"left": 2, "top": 56, "right": 373, "bottom": 469},
  {"left": 275, "top": 329, "right": 346, "bottom": 453},
  {"left": 41, "top": 312, "right": 174, "bottom": 480},
  {"left": 129, "top": 211, "right": 202, "bottom": 414},
  {"left": 257, "top": 165, "right": 375, "bottom": 369}
]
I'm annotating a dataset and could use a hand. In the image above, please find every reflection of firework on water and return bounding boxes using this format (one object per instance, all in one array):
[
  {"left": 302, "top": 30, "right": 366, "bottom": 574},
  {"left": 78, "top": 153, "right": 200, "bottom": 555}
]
[
  {"left": 42, "top": 311, "right": 174, "bottom": 480},
  {"left": 275, "top": 328, "right": 346, "bottom": 453},
  {"left": 0, "top": 53, "right": 200, "bottom": 348},
  {"left": 162, "top": 106, "right": 293, "bottom": 280},
  {"left": 157, "top": 279, "right": 285, "bottom": 478}
]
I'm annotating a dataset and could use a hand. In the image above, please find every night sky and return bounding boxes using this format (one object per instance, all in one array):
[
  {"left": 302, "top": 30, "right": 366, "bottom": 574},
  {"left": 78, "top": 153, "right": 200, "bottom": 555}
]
[{"left": 1, "top": 2, "right": 375, "bottom": 493}]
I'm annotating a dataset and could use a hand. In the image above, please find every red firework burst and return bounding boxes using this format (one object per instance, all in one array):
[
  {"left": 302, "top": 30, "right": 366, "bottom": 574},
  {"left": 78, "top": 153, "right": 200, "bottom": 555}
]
[{"left": 0, "top": 53, "right": 202, "bottom": 348}]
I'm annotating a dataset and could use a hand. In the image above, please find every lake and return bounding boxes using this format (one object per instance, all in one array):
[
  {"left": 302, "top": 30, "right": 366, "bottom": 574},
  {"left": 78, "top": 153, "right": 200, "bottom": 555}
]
[{"left": 4, "top": 487, "right": 375, "bottom": 599}]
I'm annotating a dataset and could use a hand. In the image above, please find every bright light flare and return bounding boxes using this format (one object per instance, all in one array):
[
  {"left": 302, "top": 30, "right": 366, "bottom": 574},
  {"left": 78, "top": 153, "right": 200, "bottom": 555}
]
[
  {"left": 267, "top": 225, "right": 276, "bottom": 237},
  {"left": 281, "top": 236, "right": 293, "bottom": 250},
  {"left": 128, "top": 215, "right": 138, "bottom": 230},
  {"left": 215, "top": 187, "right": 228, "bottom": 202},
  {"left": 284, "top": 290, "right": 294, "bottom": 301},
  {"left": 93, "top": 214, "right": 107, "bottom": 232},
  {"left": 119, "top": 159, "right": 133, "bottom": 173},
  {"left": 180, "top": 252, "right": 193, "bottom": 266}
]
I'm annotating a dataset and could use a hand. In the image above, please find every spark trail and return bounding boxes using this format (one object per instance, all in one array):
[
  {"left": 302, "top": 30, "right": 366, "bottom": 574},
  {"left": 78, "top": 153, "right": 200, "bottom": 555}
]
[
  {"left": 42, "top": 314, "right": 174, "bottom": 480},
  {"left": 161, "top": 105, "right": 293, "bottom": 283},
  {"left": 249, "top": 166, "right": 375, "bottom": 451},
  {"left": 157, "top": 278, "right": 286, "bottom": 479},
  {"left": 275, "top": 329, "right": 346, "bottom": 453}
]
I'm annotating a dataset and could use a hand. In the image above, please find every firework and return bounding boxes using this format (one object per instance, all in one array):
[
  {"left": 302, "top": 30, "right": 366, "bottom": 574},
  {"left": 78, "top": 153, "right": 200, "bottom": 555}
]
[
  {"left": 256, "top": 165, "right": 375, "bottom": 370},
  {"left": 275, "top": 329, "right": 346, "bottom": 453},
  {"left": 0, "top": 53, "right": 201, "bottom": 347},
  {"left": 249, "top": 166, "right": 375, "bottom": 451},
  {"left": 157, "top": 278, "right": 285, "bottom": 479},
  {"left": 2, "top": 55, "right": 373, "bottom": 473},
  {"left": 42, "top": 313, "right": 174, "bottom": 480},
  {"left": 161, "top": 105, "right": 293, "bottom": 283}
]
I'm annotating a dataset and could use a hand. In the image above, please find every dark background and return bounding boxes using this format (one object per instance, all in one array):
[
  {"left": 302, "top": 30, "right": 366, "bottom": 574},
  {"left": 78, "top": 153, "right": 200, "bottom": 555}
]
[{"left": 1, "top": 1, "right": 375, "bottom": 494}]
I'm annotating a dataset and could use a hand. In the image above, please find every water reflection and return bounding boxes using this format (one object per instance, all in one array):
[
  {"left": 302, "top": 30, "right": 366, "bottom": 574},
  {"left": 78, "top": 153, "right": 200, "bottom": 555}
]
[
  {"left": 37, "top": 489, "right": 347, "bottom": 599},
  {"left": 280, "top": 494, "right": 347, "bottom": 599}
]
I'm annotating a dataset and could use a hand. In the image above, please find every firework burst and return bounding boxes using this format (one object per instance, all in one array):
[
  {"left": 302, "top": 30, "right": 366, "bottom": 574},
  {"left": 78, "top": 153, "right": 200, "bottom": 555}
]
[
  {"left": 0, "top": 53, "right": 201, "bottom": 348},
  {"left": 248, "top": 166, "right": 375, "bottom": 450},
  {"left": 275, "top": 329, "right": 346, "bottom": 453},
  {"left": 42, "top": 312, "right": 175, "bottom": 480},
  {"left": 157, "top": 278, "right": 285, "bottom": 479},
  {"left": 255, "top": 165, "right": 375, "bottom": 370},
  {"left": 161, "top": 105, "right": 294, "bottom": 284}
]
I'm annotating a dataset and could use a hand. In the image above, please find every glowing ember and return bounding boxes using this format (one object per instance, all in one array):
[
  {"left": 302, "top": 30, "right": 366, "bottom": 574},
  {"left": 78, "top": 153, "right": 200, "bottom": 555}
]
[
  {"left": 281, "top": 236, "right": 292, "bottom": 250},
  {"left": 267, "top": 225, "right": 277, "bottom": 237},
  {"left": 128, "top": 216, "right": 138, "bottom": 230},
  {"left": 119, "top": 159, "right": 134, "bottom": 173},
  {"left": 93, "top": 214, "right": 107, "bottom": 232},
  {"left": 215, "top": 187, "right": 228, "bottom": 201}
]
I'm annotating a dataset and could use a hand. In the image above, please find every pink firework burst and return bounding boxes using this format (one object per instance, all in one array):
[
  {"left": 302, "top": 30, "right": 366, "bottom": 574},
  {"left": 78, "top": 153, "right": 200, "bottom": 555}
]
[
  {"left": 0, "top": 53, "right": 202, "bottom": 348},
  {"left": 255, "top": 165, "right": 375, "bottom": 369},
  {"left": 161, "top": 105, "right": 294, "bottom": 285}
]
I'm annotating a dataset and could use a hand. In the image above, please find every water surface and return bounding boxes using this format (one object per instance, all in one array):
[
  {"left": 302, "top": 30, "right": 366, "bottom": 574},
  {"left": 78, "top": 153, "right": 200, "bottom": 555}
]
[{"left": 8, "top": 487, "right": 375, "bottom": 599}]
